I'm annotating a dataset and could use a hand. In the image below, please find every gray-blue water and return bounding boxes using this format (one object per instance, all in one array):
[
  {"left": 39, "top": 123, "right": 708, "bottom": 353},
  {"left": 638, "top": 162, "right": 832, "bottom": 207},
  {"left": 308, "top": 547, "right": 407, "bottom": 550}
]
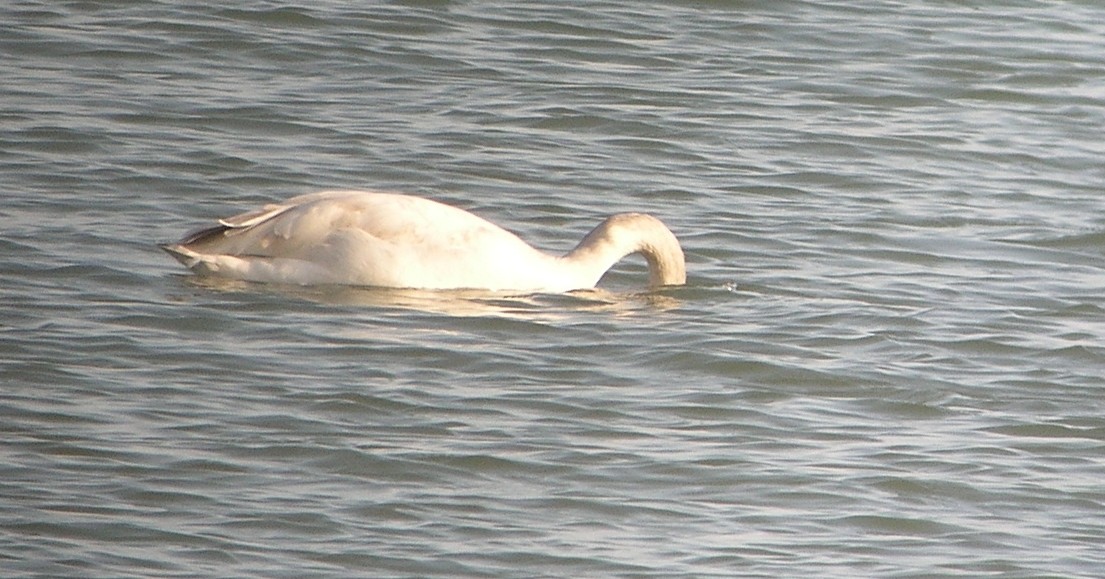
[{"left": 3, "top": 1, "right": 1105, "bottom": 576}]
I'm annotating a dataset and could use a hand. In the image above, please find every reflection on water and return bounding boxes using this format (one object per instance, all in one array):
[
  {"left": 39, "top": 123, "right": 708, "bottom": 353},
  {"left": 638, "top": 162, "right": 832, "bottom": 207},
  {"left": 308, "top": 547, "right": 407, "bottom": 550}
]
[{"left": 180, "top": 274, "right": 683, "bottom": 318}]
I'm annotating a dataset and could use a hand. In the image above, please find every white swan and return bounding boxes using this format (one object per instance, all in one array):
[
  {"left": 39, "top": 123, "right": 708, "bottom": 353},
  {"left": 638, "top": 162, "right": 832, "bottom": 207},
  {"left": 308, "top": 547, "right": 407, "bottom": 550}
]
[{"left": 161, "top": 190, "right": 686, "bottom": 292}]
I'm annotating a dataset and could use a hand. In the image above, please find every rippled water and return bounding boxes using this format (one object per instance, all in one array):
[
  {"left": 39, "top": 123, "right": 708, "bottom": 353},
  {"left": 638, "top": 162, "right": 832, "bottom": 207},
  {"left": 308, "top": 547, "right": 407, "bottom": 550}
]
[{"left": 3, "top": 1, "right": 1105, "bottom": 576}]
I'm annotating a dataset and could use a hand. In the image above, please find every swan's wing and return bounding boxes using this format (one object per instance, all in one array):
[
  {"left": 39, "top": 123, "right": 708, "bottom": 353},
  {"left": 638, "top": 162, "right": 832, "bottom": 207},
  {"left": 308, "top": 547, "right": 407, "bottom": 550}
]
[
  {"left": 171, "top": 190, "right": 530, "bottom": 260},
  {"left": 219, "top": 201, "right": 296, "bottom": 230},
  {"left": 171, "top": 196, "right": 304, "bottom": 249}
]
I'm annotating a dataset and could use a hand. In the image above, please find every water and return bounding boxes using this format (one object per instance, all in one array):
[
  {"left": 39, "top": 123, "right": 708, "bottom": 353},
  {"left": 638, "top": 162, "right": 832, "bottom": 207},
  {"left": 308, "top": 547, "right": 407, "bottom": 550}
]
[{"left": 3, "top": 1, "right": 1105, "bottom": 576}]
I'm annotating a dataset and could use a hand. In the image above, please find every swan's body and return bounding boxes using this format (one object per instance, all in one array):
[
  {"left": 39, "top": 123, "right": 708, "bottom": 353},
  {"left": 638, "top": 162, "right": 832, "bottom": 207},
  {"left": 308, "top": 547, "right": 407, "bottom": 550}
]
[{"left": 161, "top": 190, "right": 685, "bottom": 292}]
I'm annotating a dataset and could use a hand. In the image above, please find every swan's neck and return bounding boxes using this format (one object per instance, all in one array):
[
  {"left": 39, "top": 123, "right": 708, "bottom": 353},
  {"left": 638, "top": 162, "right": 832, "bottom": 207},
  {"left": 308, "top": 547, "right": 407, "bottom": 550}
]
[{"left": 562, "top": 213, "right": 686, "bottom": 288}]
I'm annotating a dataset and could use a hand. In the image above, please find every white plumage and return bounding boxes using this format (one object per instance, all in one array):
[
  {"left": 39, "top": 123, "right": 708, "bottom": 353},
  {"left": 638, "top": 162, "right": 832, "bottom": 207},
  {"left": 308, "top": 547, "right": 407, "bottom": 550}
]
[{"left": 162, "top": 190, "right": 685, "bottom": 292}]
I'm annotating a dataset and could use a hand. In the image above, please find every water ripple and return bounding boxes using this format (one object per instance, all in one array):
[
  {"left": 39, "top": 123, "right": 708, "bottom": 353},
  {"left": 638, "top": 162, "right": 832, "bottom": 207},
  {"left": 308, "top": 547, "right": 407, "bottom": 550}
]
[{"left": 3, "top": 0, "right": 1105, "bottom": 577}]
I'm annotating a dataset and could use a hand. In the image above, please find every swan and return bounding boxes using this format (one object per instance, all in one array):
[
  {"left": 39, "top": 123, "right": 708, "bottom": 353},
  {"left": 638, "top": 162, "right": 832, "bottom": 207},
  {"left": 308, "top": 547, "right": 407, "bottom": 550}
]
[{"left": 161, "top": 190, "right": 686, "bottom": 292}]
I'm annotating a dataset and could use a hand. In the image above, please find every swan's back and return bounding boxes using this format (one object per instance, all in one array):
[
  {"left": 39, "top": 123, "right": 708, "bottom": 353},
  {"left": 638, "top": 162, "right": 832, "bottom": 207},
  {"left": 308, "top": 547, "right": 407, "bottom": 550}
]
[{"left": 181, "top": 191, "right": 503, "bottom": 255}]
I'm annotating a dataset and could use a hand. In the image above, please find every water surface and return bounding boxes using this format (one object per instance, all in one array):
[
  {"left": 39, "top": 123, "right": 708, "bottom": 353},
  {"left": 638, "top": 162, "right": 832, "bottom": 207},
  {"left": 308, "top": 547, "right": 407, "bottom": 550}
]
[{"left": 3, "top": 1, "right": 1105, "bottom": 576}]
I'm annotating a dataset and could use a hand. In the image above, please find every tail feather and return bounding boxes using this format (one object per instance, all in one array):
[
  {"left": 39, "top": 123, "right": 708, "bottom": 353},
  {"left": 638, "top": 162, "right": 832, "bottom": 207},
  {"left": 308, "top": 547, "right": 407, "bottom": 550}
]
[
  {"left": 160, "top": 243, "right": 201, "bottom": 268},
  {"left": 161, "top": 223, "right": 234, "bottom": 270}
]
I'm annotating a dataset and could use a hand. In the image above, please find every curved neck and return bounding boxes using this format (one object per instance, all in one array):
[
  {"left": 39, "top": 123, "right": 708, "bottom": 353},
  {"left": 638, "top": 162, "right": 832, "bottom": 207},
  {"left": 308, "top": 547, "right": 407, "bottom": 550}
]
[{"left": 562, "top": 213, "right": 686, "bottom": 288}]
